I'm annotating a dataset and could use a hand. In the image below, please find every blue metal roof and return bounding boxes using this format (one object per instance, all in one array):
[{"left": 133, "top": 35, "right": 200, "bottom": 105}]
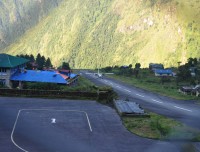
[
  {"left": 59, "top": 71, "right": 77, "bottom": 79},
  {"left": 155, "top": 69, "right": 173, "bottom": 74},
  {"left": 10, "top": 70, "right": 67, "bottom": 84},
  {"left": 69, "top": 73, "right": 77, "bottom": 79}
]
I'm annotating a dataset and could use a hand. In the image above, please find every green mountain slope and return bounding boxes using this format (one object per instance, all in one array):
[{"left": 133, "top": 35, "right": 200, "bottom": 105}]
[
  {"left": 0, "top": 0, "right": 63, "bottom": 50},
  {"left": 2, "top": 0, "right": 200, "bottom": 68}
]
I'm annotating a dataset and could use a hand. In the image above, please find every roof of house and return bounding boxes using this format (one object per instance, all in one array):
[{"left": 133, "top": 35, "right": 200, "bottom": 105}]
[
  {"left": 58, "top": 70, "right": 77, "bottom": 79},
  {"left": 114, "top": 100, "right": 145, "bottom": 115},
  {"left": 56, "top": 71, "right": 69, "bottom": 79},
  {"left": 0, "top": 53, "right": 29, "bottom": 68},
  {"left": 155, "top": 69, "right": 173, "bottom": 74},
  {"left": 10, "top": 70, "right": 67, "bottom": 84}
]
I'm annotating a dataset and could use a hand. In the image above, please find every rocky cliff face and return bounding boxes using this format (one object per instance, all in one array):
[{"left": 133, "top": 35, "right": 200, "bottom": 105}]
[{"left": 0, "top": 0, "right": 62, "bottom": 50}]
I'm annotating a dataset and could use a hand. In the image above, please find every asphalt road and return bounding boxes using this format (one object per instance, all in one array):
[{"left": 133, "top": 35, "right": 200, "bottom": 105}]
[
  {"left": 81, "top": 70, "right": 200, "bottom": 129},
  {"left": 0, "top": 97, "right": 183, "bottom": 152},
  {"left": 81, "top": 70, "right": 200, "bottom": 151}
]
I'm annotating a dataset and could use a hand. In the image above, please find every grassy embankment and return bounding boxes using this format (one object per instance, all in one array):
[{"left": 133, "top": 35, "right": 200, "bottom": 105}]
[
  {"left": 107, "top": 69, "right": 199, "bottom": 101},
  {"left": 22, "top": 76, "right": 97, "bottom": 92},
  {"left": 123, "top": 112, "right": 200, "bottom": 141},
  {"left": 61, "top": 76, "right": 97, "bottom": 92}
]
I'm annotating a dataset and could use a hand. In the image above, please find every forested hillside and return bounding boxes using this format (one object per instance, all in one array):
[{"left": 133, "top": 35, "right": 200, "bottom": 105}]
[
  {"left": 0, "top": 0, "right": 63, "bottom": 50},
  {"left": 1, "top": 0, "right": 200, "bottom": 68}
]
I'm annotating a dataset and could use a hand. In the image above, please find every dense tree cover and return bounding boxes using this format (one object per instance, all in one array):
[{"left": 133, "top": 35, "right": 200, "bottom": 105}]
[
  {"left": 17, "top": 54, "right": 52, "bottom": 70},
  {"left": 102, "top": 63, "right": 143, "bottom": 78},
  {"left": 176, "top": 58, "right": 200, "bottom": 85},
  {"left": 102, "top": 64, "right": 134, "bottom": 77},
  {"left": 0, "top": 0, "right": 63, "bottom": 50},
  {"left": 3, "top": 0, "right": 200, "bottom": 68},
  {"left": 60, "top": 62, "right": 71, "bottom": 70}
]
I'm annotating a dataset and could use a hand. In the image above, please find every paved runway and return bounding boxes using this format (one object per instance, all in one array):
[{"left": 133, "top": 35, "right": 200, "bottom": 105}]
[
  {"left": 0, "top": 97, "right": 183, "bottom": 152},
  {"left": 81, "top": 70, "right": 200, "bottom": 151},
  {"left": 81, "top": 70, "right": 200, "bottom": 129}
]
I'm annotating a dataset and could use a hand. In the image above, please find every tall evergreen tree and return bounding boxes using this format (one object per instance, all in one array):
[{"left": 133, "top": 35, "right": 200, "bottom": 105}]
[
  {"left": 62, "top": 62, "right": 70, "bottom": 70},
  {"left": 45, "top": 57, "right": 52, "bottom": 68},
  {"left": 36, "top": 53, "right": 41, "bottom": 65},
  {"left": 134, "top": 63, "right": 141, "bottom": 78},
  {"left": 30, "top": 54, "right": 35, "bottom": 62},
  {"left": 36, "top": 53, "right": 46, "bottom": 70},
  {"left": 41, "top": 56, "right": 46, "bottom": 67}
]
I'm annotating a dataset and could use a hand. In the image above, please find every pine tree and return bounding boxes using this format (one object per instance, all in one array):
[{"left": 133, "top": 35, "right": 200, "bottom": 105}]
[
  {"left": 30, "top": 54, "right": 35, "bottom": 62},
  {"left": 45, "top": 57, "right": 52, "bottom": 68},
  {"left": 62, "top": 62, "right": 70, "bottom": 70},
  {"left": 36, "top": 53, "right": 41, "bottom": 65}
]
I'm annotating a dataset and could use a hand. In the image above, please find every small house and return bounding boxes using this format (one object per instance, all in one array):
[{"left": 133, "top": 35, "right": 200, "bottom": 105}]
[
  {"left": 0, "top": 53, "right": 29, "bottom": 87},
  {"left": 0, "top": 53, "right": 78, "bottom": 88},
  {"left": 154, "top": 69, "right": 173, "bottom": 77},
  {"left": 149, "top": 63, "right": 164, "bottom": 72}
]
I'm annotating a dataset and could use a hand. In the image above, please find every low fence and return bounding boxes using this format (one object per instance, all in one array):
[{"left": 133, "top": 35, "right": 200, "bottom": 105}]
[{"left": 0, "top": 89, "right": 111, "bottom": 101}]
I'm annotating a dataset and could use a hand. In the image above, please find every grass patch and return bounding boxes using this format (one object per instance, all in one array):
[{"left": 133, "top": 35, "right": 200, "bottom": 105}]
[
  {"left": 60, "top": 76, "right": 97, "bottom": 92},
  {"left": 107, "top": 69, "right": 199, "bottom": 101},
  {"left": 123, "top": 112, "right": 200, "bottom": 141},
  {"left": 23, "top": 75, "right": 97, "bottom": 92}
]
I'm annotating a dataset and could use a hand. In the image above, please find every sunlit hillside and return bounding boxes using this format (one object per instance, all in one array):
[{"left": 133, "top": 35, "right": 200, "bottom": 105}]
[
  {"left": 1, "top": 0, "right": 200, "bottom": 68},
  {"left": 0, "top": 0, "right": 63, "bottom": 50}
]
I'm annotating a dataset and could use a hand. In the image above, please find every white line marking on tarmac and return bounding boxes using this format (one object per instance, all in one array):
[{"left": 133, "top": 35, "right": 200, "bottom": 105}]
[
  {"left": 11, "top": 109, "right": 93, "bottom": 152},
  {"left": 136, "top": 94, "right": 144, "bottom": 97},
  {"left": 51, "top": 118, "right": 56, "bottom": 124},
  {"left": 124, "top": 89, "right": 131, "bottom": 92},
  {"left": 174, "top": 106, "right": 192, "bottom": 112},
  {"left": 85, "top": 112, "right": 93, "bottom": 132},
  {"left": 116, "top": 86, "right": 122, "bottom": 89},
  {"left": 152, "top": 99, "right": 163, "bottom": 104},
  {"left": 11, "top": 110, "right": 28, "bottom": 152}
]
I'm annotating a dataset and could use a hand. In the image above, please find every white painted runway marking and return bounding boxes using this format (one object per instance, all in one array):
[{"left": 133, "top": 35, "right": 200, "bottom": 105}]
[
  {"left": 11, "top": 110, "right": 28, "bottom": 152},
  {"left": 174, "top": 106, "right": 192, "bottom": 112},
  {"left": 124, "top": 89, "right": 131, "bottom": 92},
  {"left": 116, "top": 86, "right": 122, "bottom": 89},
  {"left": 85, "top": 112, "right": 93, "bottom": 132},
  {"left": 11, "top": 109, "right": 93, "bottom": 152},
  {"left": 136, "top": 94, "right": 144, "bottom": 97},
  {"left": 152, "top": 99, "right": 163, "bottom": 104},
  {"left": 51, "top": 118, "right": 56, "bottom": 124}
]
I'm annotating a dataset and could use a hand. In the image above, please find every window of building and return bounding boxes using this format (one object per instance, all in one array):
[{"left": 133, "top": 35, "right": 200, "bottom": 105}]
[
  {"left": 0, "top": 68, "right": 7, "bottom": 73},
  {"left": 0, "top": 68, "right": 7, "bottom": 76},
  {"left": 0, "top": 79, "right": 6, "bottom": 86}
]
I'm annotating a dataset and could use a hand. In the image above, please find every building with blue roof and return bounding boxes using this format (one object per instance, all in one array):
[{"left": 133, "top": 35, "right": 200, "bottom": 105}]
[
  {"left": 0, "top": 53, "right": 29, "bottom": 87},
  {"left": 155, "top": 69, "right": 173, "bottom": 77},
  {"left": 0, "top": 54, "right": 78, "bottom": 88},
  {"left": 11, "top": 70, "right": 67, "bottom": 84}
]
